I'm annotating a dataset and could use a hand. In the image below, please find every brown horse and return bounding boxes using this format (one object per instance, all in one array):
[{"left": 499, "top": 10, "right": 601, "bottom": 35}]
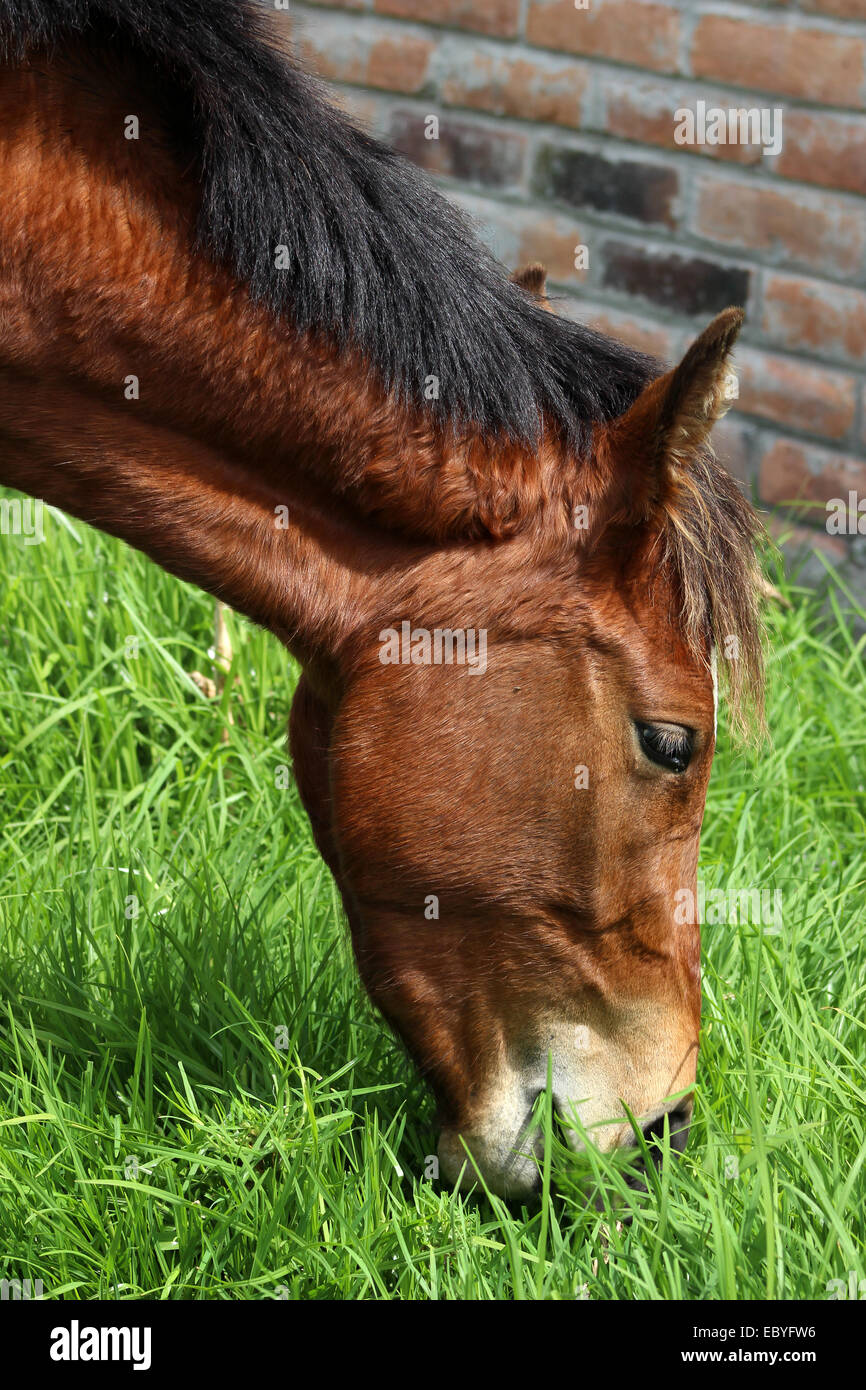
[{"left": 0, "top": 1, "right": 763, "bottom": 1197}]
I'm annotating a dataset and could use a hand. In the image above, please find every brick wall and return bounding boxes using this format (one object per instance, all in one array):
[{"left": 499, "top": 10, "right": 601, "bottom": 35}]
[{"left": 279, "top": 0, "right": 866, "bottom": 588}]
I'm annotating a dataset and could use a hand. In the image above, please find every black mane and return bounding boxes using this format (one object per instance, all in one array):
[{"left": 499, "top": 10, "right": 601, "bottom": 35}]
[{"left": 0, "top": 0, "right": 657, "bottom": 445}]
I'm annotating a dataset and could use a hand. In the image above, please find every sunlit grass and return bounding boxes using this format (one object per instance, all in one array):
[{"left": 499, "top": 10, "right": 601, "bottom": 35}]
[{"left": 0, "top": 500, "right": 863, "bottom": 1299}]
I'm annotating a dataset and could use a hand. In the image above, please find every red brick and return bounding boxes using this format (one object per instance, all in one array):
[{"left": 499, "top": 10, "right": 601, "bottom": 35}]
[
  {"left": 449, "top": 191, "right": 589, "bottom": 286},
  {"left": 293, "top": 0, "right": 367, "bottom": 9},
  {"left": 298, "top": 31, "right": 434, "bottom": 95},
  {"left": 561, "top": 298, "right": 680, "bottom": 361},
  {"left": 712, "top": 415, "right": 757, "bottom": 486},
  {"left": 602, "top": 75, "right": 765, "bottom": 167},
  {"left": 762, "top": 274, "right": 866, "bottom": 365},
  {"left": 766, "top": 514, "right": 848, "bottom": 561},
  {"left": 734, "top": 347, "right": 857, "bottom": 441},
  {"left": 389, "top": 110, "right": 527, "bottom": 189},
  {"left": 534, "top": 145, "right": 680, "bottom": 228},
  {"left": 517, "top": 217, "right": 590, "bottom": 286},
  {"left": 601, "top": 240, "right": 752, "bottom": 318},
  {"left": 693, "top": 176, "right": 864, "bottom": 277},
  {"left": 329, "top": 89, "right": 383, "bottom": 134},
  {"left": 776, "top": 110, "right": 866, "bottom": 197},
  {"left": 368, "top": 37, "right": 433, "bottom": 92},
  {"left": 526, "top": 0, "right": 680, "bottom": 74},
  {"left": 801, "top": 1, "right": 866, "bottom": 18},
  {"left": 374, "top": 0, "right": 521, "bottom": 38},
  {"left": 691, "top": 14, "right": 866, "bottom": 108},
  {"left": 441, "top": 51, "right": 589, "bottom": 128},
  {"left": 760, "top": 437, "right": 866, "bottom": 509}
]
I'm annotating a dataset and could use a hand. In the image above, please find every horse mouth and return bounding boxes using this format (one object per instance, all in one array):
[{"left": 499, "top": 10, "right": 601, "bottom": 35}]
[{"left": 439, "top": 1098, "right": 694, "bottom": 1201}]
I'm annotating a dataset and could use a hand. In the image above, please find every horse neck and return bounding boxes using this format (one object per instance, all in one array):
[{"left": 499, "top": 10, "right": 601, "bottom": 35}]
[
  {"left": 0, "top": 50, "right": 580, "bottom": 698},
  {"left": 0, "top": 46, "right": 573, "bottom": 531},
  {"left": 0, "top": 52, "right": 493, "bottom": 685}
]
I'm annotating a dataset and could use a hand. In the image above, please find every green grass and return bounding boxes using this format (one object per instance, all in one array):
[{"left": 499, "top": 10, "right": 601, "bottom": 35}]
[{"left": 0, "top": 499, "right": 864, "bottom": 1300}]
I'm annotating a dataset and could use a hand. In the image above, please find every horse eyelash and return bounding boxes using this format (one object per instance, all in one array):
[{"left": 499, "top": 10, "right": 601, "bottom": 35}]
[{"left": 646, "top": 726, "right": 691, "bottom": 755}]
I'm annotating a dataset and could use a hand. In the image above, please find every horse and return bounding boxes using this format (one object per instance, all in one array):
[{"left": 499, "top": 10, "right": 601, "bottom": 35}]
[{"left": 0, "top": 0, "right": 763, "bottom": 1197}]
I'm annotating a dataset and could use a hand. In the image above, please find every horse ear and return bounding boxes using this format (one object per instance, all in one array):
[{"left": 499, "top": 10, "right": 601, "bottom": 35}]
[
  {"left": 595, "top": 306, "right": 744, "bottom": 529},
  {"left": 509, "top": 262, "right": 548, "bottom": 299}
]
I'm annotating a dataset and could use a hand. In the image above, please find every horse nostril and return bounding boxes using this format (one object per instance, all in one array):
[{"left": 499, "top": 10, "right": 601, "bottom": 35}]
[{"left": 641, "top": 1105, "right": 692, "bottom": 1161}]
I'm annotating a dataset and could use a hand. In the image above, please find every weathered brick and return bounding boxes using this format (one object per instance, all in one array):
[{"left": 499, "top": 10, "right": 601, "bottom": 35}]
[
  {"left": 295, "top": 0, "right": 368, "bottom": 10},
  {"left": 766, "top": 513, "right": 848, "bottom": 562},
  {"left": 690, "top": 14, "right": 866, "bottom": 109},
  {"left": 517, "top": 220, "right": 590, "bottom": 287},
  {"left": 389, "top": 109, "right": 527, "bottom": 189},
  {"left": 712, "top": 415, "right": 759, "bottom": 487},
  {"left": 525, "top": 0, "right": 680, "bottom": 74},
  {"left": 734, "top": 347, "right": 857, "bottom": 441},
  {"left": 374, "top": 0, "right": 521, "bottom": 38},
  {"left": 601, "top": 74, "right": 765, "bottom": 167},
  {"left": 601, "top": 241, "right": 751, "bottom": 318},
  {"left": 533, "top": 146, "right": 680, "bottom": 228},
  {"left": 368, "top": 37, "right": 433, "bottom": 93},
  {"left": 329, "top": 87, "right": 385, "bottom": 134},
  {"left": 776, "top": 109, "right": 866, "bottom": 198},
  {"left": 298, "top": 25, "right": 434, "bottom": 95},
  {"left": 760, "top": 437, "right": 866, "bottom": 510},
  {"left": 762, "top": 273, "right": 866, "bottom": 366},
  {"left": 559, "top": 297, "right": 680, "bottom": 361},
  {"left": 800, "top": 0, "right": 866, "bottom": 18},
  {"left": 439, "top": 49, "right": 589, "bottom": 128},
  {"left": 448, "top": 190, "right": 589, "bottom": 285},
  {"left": 693, "top": 176, "right": 865, "bottom": 277}
]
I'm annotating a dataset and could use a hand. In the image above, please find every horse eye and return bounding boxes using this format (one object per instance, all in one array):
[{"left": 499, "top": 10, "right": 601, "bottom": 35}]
[{"left": 635, "top": 722, "right": 693, "bottom": 774}]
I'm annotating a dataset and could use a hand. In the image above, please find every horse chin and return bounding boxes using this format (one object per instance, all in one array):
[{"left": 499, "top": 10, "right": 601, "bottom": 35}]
[
  {"left": 435, "top": 1074, "right": 627, "bottom": 1201},
  {"left": 437, "top": 1112, "right": 630, "bottom": 1200},
  {"left": 437, "top": 1121, "right": 544, "bottom": 1200}
]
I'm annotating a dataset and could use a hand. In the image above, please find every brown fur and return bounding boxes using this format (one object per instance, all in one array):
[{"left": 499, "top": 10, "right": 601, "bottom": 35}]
[{"left": 509, "top": 262, "right": 551, "bottom": 309}]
